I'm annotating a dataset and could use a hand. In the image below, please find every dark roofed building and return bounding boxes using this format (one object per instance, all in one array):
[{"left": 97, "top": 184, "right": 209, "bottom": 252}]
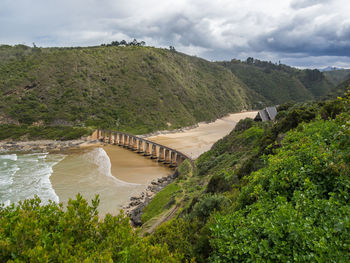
[{"left": 254, "top": 106, "right": 278, "bottom": 122}]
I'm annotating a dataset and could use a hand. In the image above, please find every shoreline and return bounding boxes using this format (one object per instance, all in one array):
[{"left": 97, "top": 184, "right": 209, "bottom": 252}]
[
  {"left": 0, "top": 110, "right": 257, "bottom": 154},
  {"left": 0, "top": 139, "right": 102, "bottom": 154},
  {"left": 138, "top": 110, "right": 257, "bottom": 138},
  {"left": 1, "top": 111, "right": 257, "bottom": 220}
]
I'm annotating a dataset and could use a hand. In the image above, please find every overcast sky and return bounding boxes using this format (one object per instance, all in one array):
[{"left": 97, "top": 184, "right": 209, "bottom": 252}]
[{"left": 1, "top": 0, "right": 349, "bottom": 68}]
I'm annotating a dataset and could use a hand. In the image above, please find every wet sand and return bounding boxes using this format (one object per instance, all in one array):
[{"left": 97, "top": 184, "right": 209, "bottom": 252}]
[
  {"left": 50, "top": 146, "right": 172, "bottom": 217},
  {"left": 103, "top": 145, "right": 173, "bottom": 185},
  {"left": 148, "top": 111, "right": 257, "bottom": 159}
]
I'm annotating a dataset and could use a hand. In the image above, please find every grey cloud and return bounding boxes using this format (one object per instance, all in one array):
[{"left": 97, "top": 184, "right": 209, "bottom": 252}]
[
  {"left": 0, "top": 0, "right": 350, "bottom": 68},
  {"left": 290, "top": 0, "right": 329, "bottom": 9}
]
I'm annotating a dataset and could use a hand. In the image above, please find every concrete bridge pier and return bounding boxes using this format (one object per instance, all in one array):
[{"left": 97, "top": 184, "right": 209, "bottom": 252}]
[
  {"left": 102, "top": 130, "right": 106, "bottom": 142},
  {"left": 128, "top": 136, "right": 134, "bottom": 149},
  {"left": 137, "top": 140, "right": 143, "bottom": 153},
  {"left": 158, "top": 147, "right": 165, "bottom": 162},
  {"left": 164, "top": 149, "right": 170, "bottom": 164},
  {"left": 144, "top": 142, "right": 151, "bottom": 156},
  {"left": 118, "top": 133, "right": 123, "bottom": 145},
  {"left": 113, "top": 132, "right": 118, "bottom": 144},
  {"left": 151, "top": 144, "right": 157, "bottom": 159},
  {"left": 123, "top": 134, "right": 127, "bottom": 147},
  {"left": 132, "top": 137, "right": 138, "bottom": 151},
  {"left": 170, "top": 151, "right": 176, "bottom": 167},
  {"left": 108, "top": 131, "right": 113, "bottom": 144}
]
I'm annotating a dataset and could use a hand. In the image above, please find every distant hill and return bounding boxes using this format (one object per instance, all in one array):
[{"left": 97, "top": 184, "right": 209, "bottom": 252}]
[
  {"left": 323, "top": 68, "right": 350, "bottom": 86},
  {"left": 325, "top": 74, "right": 350, "bottom": 99},
  {"left": 0, "top": 45, "right": 256, "bottom": 134},
  {"left": 320, "top": 66, "right": 345, "bottom": 72},
  {"left": 217, "top": 58, "right": 336, "bottom": 105}
]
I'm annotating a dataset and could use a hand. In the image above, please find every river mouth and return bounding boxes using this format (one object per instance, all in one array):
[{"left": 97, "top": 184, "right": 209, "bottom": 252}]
[
  {"left": 50, "top": 145, "right": 172, "bottom": 217},
  {"left": 1, "top": 111, "right": 257, "bottom": 217}
]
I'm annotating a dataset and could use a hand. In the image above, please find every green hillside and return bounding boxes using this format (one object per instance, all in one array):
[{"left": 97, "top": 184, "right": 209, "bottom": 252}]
[
  {"left": 218, "top": 58, "right": 336, "bottom": 105},
  {"left": 323, "top": 69, "right": 350, "bottom": 86},
  {"left": 329, "top": 75, "right": 350, "bottom": 97},
  {"left": 0, "top": 44, "right": 254, "bottom": 137},
  {"left": 143, "top": 94, "right": 350, "bottom": 262},
  {"left": 0, "top": 45, "right": 343, "bottom": 140}
]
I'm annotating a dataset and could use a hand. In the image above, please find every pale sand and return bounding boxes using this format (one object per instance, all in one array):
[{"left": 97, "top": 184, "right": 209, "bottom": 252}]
[
  {"left": 147, "top": 111, "right": 258, "bottom": 159},
  {"left": 103, "top": 145, "right": 172, "bottom": 184}
]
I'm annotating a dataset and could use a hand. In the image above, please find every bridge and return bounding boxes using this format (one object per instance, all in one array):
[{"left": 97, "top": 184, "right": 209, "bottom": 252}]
[{"left": 96, "top": 129, "right": 193, "bottom": 167}]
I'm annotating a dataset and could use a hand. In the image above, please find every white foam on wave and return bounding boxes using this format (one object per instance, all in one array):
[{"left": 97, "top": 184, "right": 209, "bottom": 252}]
[
  {"left": 0, "top": 152, "right": 66, "bottom": 206},
  {"left": 0, "top": 154, "right": 18, "bottom": 161},
  {"left": 85, "top": 148, "right": 140, "bottom": 186}
]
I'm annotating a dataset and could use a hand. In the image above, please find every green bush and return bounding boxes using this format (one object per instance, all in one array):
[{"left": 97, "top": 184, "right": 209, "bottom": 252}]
[
  {"left": 209, "top": 116, "right": 350, "bottom": 262},
  {"left": 234, "top": 118, "right": 254, "bottom": 132},
  {"left": 190, "top": 194, "right": 228, "bottom": 222},
  {"left": 0, "top": 194, "right": 182, "bottom": 262},
  {"left": 0, "top": 125, "right": 91, "bottom": 141}
]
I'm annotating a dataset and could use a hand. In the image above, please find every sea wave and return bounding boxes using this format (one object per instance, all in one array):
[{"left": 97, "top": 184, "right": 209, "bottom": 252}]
[
  {"left": 0, "top": 154, "right": 18, "bottom": 161},
  {"left": 85, "top": 148, "right": 140, "bottom": 186},
  {"left": 0, "top": 152, "right": 66, "bottom": 206}
]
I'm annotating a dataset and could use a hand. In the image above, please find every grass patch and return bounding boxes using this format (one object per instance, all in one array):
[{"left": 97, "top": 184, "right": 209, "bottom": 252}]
[{"left": 141, "top": 183, "right": 181, "bottom": 223}]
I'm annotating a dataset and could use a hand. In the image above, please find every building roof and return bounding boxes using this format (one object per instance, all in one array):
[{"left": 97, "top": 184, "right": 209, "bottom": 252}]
[
  {"left": 255, "top": 106, "right": 278, "bottom": 122},
  {"left": 266, "top": 107, "right": 277, "bottom": 120}
]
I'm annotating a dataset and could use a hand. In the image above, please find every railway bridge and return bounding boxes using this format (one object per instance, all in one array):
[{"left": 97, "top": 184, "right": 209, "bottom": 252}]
[{"left": 96, "top": 129, "right": 193, "bottom": 167}]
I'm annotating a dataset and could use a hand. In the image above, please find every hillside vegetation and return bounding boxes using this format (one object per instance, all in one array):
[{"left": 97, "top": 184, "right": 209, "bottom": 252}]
[
  {"left": 323, "top": 69, "right": 350, "bottom": 86},
  {"left": 325, "top": 75, "right": 350, "bottom": 99},
  {"left": 218, "top": 58, "right": 336, "bottom": 105},
  {"left": 2, "top": 90, "right": 348, "bottom": 262},
  {"left": 142, "top": 90, "right": 350, "bottom": 262},
  {"left": 0, "top": 44, "right": 254, "bottom": 138},
  {"left": 0, "top": 45, "right": 344, "bottom": 140}
]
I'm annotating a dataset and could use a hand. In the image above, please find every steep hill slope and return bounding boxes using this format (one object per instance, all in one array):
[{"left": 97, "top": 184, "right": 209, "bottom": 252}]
[
  {"left": 323, "top": 68, "right": 350, "bottom": 86},
  {"left": 0, "top": 45, "right": 255, "bottom": 134},
  {"left": 217, "top": 58, "right": 336, "bottom": 105}
]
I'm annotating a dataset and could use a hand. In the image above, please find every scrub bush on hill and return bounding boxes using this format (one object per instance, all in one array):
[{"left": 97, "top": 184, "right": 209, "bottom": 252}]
[
  {"left": 145, "top": 91, "right": 350, "bottom": 262},
  {"left": 210, "top": 116, "right": 350, "bottom": 262},
  {"left": 0, "top": 124, "right": 91, "bottom": 141},
  {"left": 0, "top": 194, "right": 183, "bottom": 262}
]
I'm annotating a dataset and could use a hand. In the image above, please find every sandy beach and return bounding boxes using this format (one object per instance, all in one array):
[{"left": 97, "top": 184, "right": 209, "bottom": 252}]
[
  {"left": 147, "top": 111, "right": 257, "bottom": 159},
  {"left": 103, "top": 144, "right": 173, "bottom": 184}
]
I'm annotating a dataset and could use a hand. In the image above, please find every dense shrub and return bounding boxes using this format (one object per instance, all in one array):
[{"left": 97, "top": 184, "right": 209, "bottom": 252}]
[
  {"left": 234, "top": 117, "right": 254, "bottom": 132},
  {"left": 0, "top": 125, "right": 91, "bottom": 141},
  {"left": 0, "top": 195, "right": 182, "bottom": 262},
  {"left": 210, "top": 116, "right": 350, "bottom": 262},
  {"left": 190, "top": 194, "right": 229, "bottom": 222}
]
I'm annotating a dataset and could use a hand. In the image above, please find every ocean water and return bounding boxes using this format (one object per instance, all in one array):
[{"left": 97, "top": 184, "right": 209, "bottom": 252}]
[
  {"left": 0, "top": 152, "right": 65, "bottom": 206},
  {"left": 0, "top": 146, "right": 171, "bottom": 217}
]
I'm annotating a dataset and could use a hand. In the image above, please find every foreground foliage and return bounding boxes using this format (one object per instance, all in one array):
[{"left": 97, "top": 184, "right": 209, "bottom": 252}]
[
  {"left": 0, "top": 194, "right": 182, "bottom": 262},
  {"left": 145, "top": 93, "right": 350, "bottom": 262},
  {"left": 210, "top": 117, "right": 350, "bottom": 262}
]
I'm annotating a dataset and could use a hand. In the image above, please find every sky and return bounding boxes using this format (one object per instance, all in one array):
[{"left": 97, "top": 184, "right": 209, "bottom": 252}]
[{"left": 1, "top": 0, "right": 350, "bottom": 68}]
